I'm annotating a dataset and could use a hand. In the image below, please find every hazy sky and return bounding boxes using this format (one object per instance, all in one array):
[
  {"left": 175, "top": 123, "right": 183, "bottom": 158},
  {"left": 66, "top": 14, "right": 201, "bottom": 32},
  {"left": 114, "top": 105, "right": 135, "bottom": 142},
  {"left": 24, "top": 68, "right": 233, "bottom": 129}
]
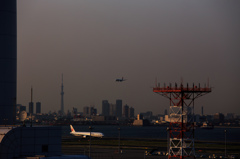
[{"left": 17, "top": 0, "right": 240, "bottom": 115}]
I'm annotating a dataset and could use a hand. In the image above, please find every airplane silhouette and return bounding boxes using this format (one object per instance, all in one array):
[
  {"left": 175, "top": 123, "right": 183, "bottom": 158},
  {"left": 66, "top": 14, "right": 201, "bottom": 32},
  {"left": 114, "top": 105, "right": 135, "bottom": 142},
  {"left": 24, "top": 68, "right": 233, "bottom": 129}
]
[{"left": 116, "top": 77, "right": 126, "bottom": 82}]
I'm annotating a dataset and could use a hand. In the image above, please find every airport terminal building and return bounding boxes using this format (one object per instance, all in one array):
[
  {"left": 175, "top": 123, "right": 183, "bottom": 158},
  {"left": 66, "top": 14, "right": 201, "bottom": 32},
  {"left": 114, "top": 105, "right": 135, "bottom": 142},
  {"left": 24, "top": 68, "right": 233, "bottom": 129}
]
[
  {"left": 0, "top": 126, "right": 61, "bottom": 158},
  {"left": 0, "top": 126, "right": 89, "bottom": 159}
]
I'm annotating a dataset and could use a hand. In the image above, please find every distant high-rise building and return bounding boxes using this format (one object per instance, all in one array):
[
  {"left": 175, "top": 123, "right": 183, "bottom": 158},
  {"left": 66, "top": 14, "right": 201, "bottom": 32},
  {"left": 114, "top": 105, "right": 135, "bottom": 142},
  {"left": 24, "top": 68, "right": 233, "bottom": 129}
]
[
  {"left": 140, "top": 111, "right": 152, "bottom": 119},
  {"left": 226, "top": 113, "right": 235, "bottom": 120},
  {"left": 60, "top": 74, "right": 64, "bottom": 115},
  {"left": 16, "top": 104, "right": 21, "bottom": 113},
  {"left": 137, "top": 114, "right": 143, "bottom": 120},
  {"left": 102, "top": 100, "right": 110, "bottom": 116},
  {"left": 90, "top": 106, "right": 97, "bottom": 116},
  {"left": 214, "top": 113, "right": 224, "bottom": 124},
  {"left": 29, "top": 102, "right": 34, "bottom": 114},
  {"left": 116, "top": 99, "right": 122, "bottom": 118},
  {"left": 109, "top": 104, "right": 116, "bottom": 116},
  {"left": 123, "top": 104, "right": 129, "bottom": 118},
  {"left": 129, "top": 107, "right": 134, "bottom": 118},
  {"left": 83, "top": 106, "right": 97, "bottom": 117},
  {"left": 72, "top": 107, "right": 77, "bottom": 116},
  {"left": 67, "top": 109, "right": 72, "bottom": 117},
  {"left": 36, "top": 102, "right": 41, "bottom": 114},
  {"left": 164, "top": 109, "right": 168, "bottom": 115},
  {"left": 83, "top": 106, "right": 89, "bottom": 117},
  {"left": 20, "top": 105, "right": 26, "bottom": 112}
]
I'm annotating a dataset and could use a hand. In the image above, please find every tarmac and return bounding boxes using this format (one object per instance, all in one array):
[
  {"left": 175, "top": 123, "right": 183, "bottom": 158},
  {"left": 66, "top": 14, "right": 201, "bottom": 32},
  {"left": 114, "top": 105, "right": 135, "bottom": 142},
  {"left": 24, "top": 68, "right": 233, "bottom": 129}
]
[
  {"left": 62, "top": 147, "right": 168, "bottom": 159},
  {"left": 61, "top": 137, "right": 239, "bottom": 159}
]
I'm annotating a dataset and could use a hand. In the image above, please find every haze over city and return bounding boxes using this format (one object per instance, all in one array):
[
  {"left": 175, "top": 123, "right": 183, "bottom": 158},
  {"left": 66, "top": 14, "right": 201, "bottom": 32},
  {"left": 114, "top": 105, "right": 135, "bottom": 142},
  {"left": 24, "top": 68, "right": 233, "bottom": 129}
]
[{"left": 17, "top": 0, "right": 240, "bottom": 115}]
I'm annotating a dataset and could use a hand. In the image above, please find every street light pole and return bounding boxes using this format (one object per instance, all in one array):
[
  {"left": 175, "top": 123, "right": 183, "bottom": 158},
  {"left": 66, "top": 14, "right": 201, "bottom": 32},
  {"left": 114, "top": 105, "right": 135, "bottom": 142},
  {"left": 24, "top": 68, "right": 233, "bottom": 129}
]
[
  {"left": 225, "top": 129, "right": 227, "bottom": 158},
  {"left": 89, "top": 126, "right": 93, "bottom": 158},
  {"left": 118, "top": 127, "right": 121, "bottom": 154}
]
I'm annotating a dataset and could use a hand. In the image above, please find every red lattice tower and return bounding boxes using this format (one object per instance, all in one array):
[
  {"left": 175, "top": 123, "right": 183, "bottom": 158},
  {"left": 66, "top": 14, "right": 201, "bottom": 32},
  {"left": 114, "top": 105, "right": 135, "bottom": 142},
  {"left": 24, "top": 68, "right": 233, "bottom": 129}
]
[{"left": 153, "top": 82, "right": 211, "bottom": 159}]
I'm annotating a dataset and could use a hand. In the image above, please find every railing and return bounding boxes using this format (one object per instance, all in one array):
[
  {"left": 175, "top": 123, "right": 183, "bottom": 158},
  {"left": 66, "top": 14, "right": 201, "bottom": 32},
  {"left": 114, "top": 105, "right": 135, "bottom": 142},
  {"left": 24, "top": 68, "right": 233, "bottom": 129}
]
[{"left": 153, "top": 87, "right": 212, "bottom": 92}]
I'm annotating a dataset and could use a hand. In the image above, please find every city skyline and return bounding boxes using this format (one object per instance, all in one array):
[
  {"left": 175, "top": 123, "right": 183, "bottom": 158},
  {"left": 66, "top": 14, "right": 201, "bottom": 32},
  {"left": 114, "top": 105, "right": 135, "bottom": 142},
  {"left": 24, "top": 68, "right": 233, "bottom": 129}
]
[
  {"left": 17, "top": 0, "right": 240, "bottom": 115},
  {"left": 17, "top": 99, "right": 239, "bottom": 117}
]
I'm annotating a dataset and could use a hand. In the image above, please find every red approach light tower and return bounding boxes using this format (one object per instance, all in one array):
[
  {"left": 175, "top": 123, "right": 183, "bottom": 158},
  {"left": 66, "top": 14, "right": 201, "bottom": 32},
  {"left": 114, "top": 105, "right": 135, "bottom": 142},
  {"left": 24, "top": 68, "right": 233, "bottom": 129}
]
[{"left": 153, "top": 82, "right": 211, "bottom": 159}]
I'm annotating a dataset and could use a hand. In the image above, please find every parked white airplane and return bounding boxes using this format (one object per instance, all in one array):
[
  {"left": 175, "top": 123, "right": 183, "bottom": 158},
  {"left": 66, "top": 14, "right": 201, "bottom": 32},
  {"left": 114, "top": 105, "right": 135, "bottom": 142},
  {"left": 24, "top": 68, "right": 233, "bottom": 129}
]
[{"left": 70, "top": 125, "right": 104, "bottom": 138}]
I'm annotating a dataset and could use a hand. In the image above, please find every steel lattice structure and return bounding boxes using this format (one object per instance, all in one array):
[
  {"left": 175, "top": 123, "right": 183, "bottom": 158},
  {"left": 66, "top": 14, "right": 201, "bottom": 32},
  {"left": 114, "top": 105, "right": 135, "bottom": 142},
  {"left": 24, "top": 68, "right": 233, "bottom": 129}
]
[{"left": 153, "top": 83, "right": 211, "bottom": 159}]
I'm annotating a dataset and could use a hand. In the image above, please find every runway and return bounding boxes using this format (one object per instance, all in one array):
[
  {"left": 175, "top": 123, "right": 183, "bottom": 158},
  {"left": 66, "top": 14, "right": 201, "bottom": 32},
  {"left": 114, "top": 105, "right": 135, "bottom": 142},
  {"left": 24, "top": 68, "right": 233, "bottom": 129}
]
[
  {"left": 62, "top": 147, "right": 167, "bottom": 159},
  {"left": 62, "top": 137, "right": 240, "bottom": 159}
]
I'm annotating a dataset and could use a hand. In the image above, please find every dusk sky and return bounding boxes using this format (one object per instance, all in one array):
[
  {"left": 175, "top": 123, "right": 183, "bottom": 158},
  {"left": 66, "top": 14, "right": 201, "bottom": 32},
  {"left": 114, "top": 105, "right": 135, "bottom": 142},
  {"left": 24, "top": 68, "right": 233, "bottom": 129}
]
[{"left": 17, "top": 0, "right": 240, "bottom": 115}]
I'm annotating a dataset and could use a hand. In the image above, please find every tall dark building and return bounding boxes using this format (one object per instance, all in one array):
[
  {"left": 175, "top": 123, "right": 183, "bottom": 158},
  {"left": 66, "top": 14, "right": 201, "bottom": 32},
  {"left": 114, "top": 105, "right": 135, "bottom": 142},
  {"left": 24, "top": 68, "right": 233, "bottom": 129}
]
[
  {"left": 102, "top": 100, "right": 109, "bottom": 116},
  {"left": 116, "top": 99, "right": 122, "bottom": 118},
  {"left": 72, "top": 107, "right": 77, "bottom": 116},
  {"left": 29, "top": 102, "right": 34, "bottom": 114},
  {"left": 214, "top": 113, "right": 225, "bottom": 124},
  {"left": 20, "top": 105, "right": 26, "bottom": 112},
  {"left": 36, "top": 102, "right": 41, "bottom": 114},
  {"left": 123, "top": 104, "right": 129, "bottom": 118},
  {"left": 90, "top": 107, "right": 97, "bottom": 116},
  {"left": 164, "top": 109, "right": 168, "bottom": 115},
  {"left": 83, "top": 106, "right": 89, "bottom": 117},
  {"left": 109, "top": 104, "right": 116, "bottom": 116},
  {"left": 16, "top": 104, "right": 21, "bottom": 113},
  {"left": 83, "top": 106, "right": 97, "bottom": 117},
  {"left": 129, "top": 107, "right": 134, "bottom": 118},
  {"left": 0, "top": 0, "right": 17, "bottom": 125}
]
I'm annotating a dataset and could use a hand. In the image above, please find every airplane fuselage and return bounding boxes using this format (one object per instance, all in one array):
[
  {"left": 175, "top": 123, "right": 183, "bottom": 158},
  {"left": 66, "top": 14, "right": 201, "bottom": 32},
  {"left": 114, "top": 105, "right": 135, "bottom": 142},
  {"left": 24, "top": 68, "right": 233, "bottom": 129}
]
[
  {"left": 116, "top": 77, "right": 126, "bottom": 82},
  {"left": 70, "top": 131, "right": 104, "bottom": 138},
  {"left": 70, "top": 125, "right": 104, "bottom": 138}
]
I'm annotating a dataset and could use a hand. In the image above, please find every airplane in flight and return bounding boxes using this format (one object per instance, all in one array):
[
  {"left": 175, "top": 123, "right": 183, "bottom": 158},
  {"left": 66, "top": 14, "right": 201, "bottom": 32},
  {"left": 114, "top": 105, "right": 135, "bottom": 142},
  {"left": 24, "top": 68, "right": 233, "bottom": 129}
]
[
  {"left": 70, "top": 125, "right": 104, "bottom": 138},
  {"left": 116, "top": 77, "right": 126, "bottom": 82}
]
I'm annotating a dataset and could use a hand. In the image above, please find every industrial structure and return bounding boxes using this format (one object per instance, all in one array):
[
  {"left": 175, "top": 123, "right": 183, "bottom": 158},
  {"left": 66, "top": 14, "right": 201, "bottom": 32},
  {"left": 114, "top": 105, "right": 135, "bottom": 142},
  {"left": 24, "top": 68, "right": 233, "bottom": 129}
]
[
  {"left": 0, "top": 0, "right": 17, "bottom": 125},
  {"left": 153, "top": 82, "right": 211, "bottom": 159}
]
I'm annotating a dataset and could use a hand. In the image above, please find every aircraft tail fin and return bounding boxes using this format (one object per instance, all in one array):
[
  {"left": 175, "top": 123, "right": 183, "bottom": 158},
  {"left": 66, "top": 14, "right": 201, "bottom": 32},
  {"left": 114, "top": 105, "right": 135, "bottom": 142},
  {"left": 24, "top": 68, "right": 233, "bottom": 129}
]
[{"left": 70, "top": 125, "right": 75, "bottom": 132}]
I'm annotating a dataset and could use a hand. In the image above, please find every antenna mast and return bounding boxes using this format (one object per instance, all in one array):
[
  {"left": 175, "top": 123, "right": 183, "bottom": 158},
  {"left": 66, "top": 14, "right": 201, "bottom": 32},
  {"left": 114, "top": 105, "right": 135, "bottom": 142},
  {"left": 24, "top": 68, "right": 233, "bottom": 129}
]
[
  {"left": 61, "top": 74, "right": 64, "bottom": 115},
  {"left": 30, "top": 86, "right": 33, "bottom": 127},
  {"left": 153, "top": 81, "right": 212, "bottom": 159}
]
